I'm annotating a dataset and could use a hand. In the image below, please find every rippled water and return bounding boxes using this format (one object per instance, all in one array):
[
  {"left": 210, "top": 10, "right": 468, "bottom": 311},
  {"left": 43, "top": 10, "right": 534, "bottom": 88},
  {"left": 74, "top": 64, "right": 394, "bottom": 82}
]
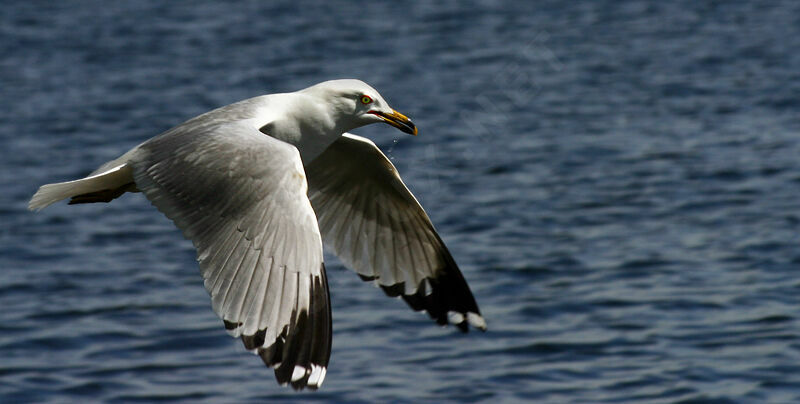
[{"left": 3, "top": 1, "right": 800, "bottom": 402}]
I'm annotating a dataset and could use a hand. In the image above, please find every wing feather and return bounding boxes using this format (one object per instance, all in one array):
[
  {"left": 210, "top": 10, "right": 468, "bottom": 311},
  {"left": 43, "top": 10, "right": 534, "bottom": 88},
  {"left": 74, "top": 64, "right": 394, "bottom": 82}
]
[
  {"left": 306, "top": 133, "right": 485, "bottom": 331},
  {"left": 128, "top": 120, "right": 331, "bottom": 389}
]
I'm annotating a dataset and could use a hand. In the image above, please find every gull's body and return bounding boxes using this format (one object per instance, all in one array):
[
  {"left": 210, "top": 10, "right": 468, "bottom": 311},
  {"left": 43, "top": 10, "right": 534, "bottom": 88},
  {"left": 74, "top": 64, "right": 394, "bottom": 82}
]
[{"left": 29, "top": 79, "right": 485, "bottom": 390}]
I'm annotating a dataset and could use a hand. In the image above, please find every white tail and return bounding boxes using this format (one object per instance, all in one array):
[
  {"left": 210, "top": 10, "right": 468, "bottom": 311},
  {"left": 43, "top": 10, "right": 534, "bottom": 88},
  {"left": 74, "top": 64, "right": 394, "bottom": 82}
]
[{"left": 28, "top": 164, "right": 134, "bottom": 211}]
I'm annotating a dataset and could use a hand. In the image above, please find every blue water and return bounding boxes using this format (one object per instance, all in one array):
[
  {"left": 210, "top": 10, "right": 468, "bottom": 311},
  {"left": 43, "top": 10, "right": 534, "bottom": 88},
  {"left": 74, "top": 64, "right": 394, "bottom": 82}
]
[{"left": 3, "top": 1, "right": 800, "bottom": 402}]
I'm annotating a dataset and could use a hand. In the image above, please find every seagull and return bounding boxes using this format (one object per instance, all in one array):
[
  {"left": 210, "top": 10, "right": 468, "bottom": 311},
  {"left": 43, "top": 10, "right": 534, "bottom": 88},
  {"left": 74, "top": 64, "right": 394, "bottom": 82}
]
[{"left": 28, "top": 79, "right": 485, "bottom": 390}]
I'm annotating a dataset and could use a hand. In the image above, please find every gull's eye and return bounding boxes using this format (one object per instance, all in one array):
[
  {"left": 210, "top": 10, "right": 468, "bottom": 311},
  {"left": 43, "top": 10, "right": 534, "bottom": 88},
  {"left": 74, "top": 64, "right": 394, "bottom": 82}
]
[{"left": 360, "top": 95, "right": 373, "bottom": 105}]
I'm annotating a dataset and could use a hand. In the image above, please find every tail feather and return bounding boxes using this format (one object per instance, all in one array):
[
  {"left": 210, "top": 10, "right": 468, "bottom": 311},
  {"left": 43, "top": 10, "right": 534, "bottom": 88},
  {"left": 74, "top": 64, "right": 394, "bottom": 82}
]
[
  {"left": 68, "top": 183, "right": 137, "bottom": 205},
  {"left": 28, "top": 164, "right": 135, "bottom": 211}
]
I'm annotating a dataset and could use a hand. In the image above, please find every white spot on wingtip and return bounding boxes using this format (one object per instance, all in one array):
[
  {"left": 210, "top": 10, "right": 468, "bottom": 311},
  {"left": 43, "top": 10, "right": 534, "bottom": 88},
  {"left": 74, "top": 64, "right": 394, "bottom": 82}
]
[
  {"left": 467, "top": 312, "right": 487, "bottom": 330},
  {"left": 291, "top": 365, "right": 307, "bottom": 382},
  {"left": 307, "top": 365, "right": 327, "bottom": 387},
  {"left": 447, "top": 311, "right": 464, "bottom": 324}
]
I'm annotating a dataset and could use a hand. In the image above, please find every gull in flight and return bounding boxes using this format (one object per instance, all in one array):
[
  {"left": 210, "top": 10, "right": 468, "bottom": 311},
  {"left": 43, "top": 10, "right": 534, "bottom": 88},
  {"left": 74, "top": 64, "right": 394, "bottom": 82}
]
[{"left": 29, "top": 79, "right": 485, "bottom": 390}]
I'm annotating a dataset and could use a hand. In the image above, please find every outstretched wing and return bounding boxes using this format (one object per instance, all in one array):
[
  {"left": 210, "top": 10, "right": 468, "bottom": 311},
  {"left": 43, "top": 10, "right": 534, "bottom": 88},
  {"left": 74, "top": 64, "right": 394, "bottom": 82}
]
[
  {"left": 129, "top": 120, "right": 331, "bottom": 389},
  {"left": 306, "top": 133, "right": 485, "bottom": 332}
]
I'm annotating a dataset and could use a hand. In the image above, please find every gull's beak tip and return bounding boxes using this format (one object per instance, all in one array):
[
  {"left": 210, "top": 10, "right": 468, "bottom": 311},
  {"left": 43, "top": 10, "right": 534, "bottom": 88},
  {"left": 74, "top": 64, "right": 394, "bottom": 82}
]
[
  {"left": 370, "top": 109, "right": 418, "bottom": 135},
  {"left": 392, "top": 109, "right": 417, "bottom": 136}
]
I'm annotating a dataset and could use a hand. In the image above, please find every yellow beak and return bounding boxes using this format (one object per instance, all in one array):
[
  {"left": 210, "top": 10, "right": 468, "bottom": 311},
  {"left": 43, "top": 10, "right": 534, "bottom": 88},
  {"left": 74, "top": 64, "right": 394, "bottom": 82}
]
[{"left": 371, "top": 109, "right": 418, "bottom": 135}]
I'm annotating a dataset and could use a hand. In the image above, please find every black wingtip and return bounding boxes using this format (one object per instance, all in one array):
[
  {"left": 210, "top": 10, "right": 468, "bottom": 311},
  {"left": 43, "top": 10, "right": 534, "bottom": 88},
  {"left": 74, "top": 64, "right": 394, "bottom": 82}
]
[
  {"left": 250, "top": 267, "right": 331, "bottom": 391},
  {"left": 381, "top": 242, "right": 486, "bottom": 333}
]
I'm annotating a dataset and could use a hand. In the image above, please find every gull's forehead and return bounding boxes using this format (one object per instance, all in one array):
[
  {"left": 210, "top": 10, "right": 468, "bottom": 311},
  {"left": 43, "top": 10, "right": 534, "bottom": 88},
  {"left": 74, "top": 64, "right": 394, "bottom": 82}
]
[
  {"left": 308, "top": 79, "right": 380, "bottom": 96},
  {"left": 329, "top": 79, "right": 375, "bottom": 92}
]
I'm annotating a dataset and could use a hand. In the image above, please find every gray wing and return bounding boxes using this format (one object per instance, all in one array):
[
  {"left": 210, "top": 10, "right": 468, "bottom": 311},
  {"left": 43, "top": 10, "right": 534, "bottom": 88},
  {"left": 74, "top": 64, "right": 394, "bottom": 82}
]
[
  {"left": 128, "top": 120, "right": 330, "bottom": 389},
  {"left": 306, "top": 133, "right": 485, "bottom": 332}
]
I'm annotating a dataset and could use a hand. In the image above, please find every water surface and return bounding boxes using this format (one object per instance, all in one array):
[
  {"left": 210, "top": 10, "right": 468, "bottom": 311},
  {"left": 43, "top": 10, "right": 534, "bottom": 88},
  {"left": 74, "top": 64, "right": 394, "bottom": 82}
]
[{"left": 2, "top": 1, "right": 800, "bottom": 402}]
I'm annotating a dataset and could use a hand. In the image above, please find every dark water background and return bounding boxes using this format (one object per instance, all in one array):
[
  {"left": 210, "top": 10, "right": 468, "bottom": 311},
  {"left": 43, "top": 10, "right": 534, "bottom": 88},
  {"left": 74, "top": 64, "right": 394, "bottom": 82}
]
[{"left": 3, "top": 1, "right": 800, "bottom": 402}]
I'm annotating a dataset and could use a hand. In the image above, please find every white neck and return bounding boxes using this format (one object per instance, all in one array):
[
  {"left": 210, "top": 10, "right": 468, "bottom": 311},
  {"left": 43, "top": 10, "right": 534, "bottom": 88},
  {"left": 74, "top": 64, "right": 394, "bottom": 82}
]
[{"left": 256, "top": 93, "right": 359, "bottom": 165}]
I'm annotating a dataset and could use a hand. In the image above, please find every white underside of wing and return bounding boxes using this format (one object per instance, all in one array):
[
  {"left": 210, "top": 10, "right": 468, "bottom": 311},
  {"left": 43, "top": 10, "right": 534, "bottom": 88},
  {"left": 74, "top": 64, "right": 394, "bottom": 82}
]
[
  {"left": 307, "top": 133, "right": 439, "bottom": 294},
  {"left": 306, "top": 133, "right": 485, "bottom": 332}
]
